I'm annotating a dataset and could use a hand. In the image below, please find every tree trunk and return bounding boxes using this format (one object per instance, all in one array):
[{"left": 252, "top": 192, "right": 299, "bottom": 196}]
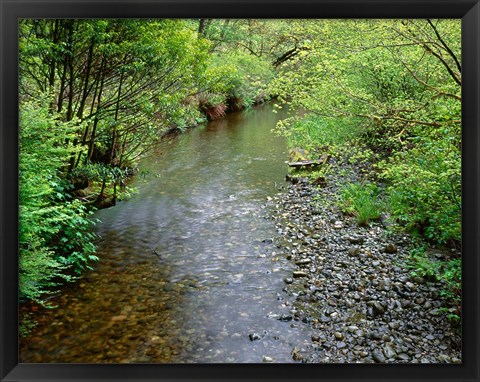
[
  {"left": 198, "top": 19, "right": 206, "bottom": 35},
  {"left": 109, "top": 71, "right": 125, "bottom": 165},
  {"left": 47, "top": 19, "right": 60, "bottom": 109},
  {"left": 64, "top": 20, "right": 76, "bottom": 122},
  {"left": 87, "top": 67, "right": 106, "bottom": 163}
]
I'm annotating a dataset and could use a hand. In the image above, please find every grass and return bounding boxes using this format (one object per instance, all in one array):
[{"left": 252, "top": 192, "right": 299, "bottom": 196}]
[{"left": 338, "top": 182, "right": 384, "bottom": 226}]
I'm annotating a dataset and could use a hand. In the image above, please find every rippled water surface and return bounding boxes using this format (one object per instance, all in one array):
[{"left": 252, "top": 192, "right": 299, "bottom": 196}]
[{"left": 20, "top": 104, "right": 315, "bottom": 363}]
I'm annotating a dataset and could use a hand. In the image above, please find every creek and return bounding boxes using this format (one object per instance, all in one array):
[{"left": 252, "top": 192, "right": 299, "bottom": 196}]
[{"left": 20, "top": 103, "right": 315, "bottom": 363}]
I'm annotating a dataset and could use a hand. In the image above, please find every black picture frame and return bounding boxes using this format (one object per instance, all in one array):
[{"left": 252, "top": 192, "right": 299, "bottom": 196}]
[{"left": 1, "top": 1, "right": 479, "bottom": 381}]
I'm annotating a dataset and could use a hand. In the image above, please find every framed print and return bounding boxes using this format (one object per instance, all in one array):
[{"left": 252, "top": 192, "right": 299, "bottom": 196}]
[{"left": 1, "top": 0, "right": 479, "bottom": 381}]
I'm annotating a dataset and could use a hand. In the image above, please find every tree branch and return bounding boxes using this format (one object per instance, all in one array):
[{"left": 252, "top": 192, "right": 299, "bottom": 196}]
[{"left": 427, "top": 19, "right": 461, "bottom": 74}]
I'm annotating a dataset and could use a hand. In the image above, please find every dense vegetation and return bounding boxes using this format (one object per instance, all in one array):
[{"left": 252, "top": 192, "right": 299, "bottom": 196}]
[
  {"left": 19, "top": 19, "right": 461, "bottom": 316},
  {"left": 269, "top": 19, "right": 461, "bottom": 316}
]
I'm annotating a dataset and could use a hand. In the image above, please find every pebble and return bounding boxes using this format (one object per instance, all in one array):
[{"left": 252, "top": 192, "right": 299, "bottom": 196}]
[
  {"left": 293, "top": 271, "right": 308, "bottom": 278},
  {"left": 372, "top": 349, "right": 386, "bottom": 363},
  {"left": 383, "top": 345, "right": 397, "bottom": 359},
  {"left": 389, "top": 322, "right": 400, "bottom": 330},
  {"left": 437, "top": 354, "right": 451, "bottom": 362},
  {"left": 291, "top": 347, "right": 304, "bottom": 361},
  {"left": 346, "top": 236, "right": 365, "bottom": 244},
  {"left": 348, "top": 247, "right": 361, "bottom": 257},
  {"left": 266, "top": 156, "right": 461, "bottom": 365},
  {"left": 333, "top": 221, "right": 343, "bottom": 229},
  {"left": 395, "top": 353, "right": 409, "bottom": 361},
  {"left": 368, "top": 301, "right": 385, "bottom": 315},
  {"left": 277, "top": 314, "right": 293, "bottom": 322},
  {"left": 249, "top": 333, "right": 262, "bottom": 341},
  {"left": 295, "top": 258, "right": 312, "bottom": 265}
]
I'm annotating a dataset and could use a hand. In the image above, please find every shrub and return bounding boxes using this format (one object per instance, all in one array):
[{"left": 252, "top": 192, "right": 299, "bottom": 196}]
[
  {"left": 19, "top": 100, "right": 99, "bottom": 304},
  {"left": 274, "top": 114, "right": 364, "bottom": 153},
  {"left": 379, "top": 126, "right": 461, "bottom": 246},
  {"left": 338, "top": 182, "right": 384, "bottom": 226},
  {"left": 200, "top": 50, "right": 275, "bottom": 112},
  {"left": 406, "top": 247, "right": 461, "bottom": 322}
]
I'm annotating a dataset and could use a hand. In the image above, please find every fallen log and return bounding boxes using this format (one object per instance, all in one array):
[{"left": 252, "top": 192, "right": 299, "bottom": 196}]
[{"left": 287, "top": 154, "right": 329, "bottom": 168}]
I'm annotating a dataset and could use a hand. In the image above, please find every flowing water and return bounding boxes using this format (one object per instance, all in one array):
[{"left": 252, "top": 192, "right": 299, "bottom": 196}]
[{"left": 20, "top": 103, "right": 315, "bottom": 363}]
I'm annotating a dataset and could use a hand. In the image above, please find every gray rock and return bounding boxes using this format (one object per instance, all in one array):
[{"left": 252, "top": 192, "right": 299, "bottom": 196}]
[
  {"left": 405, "top": 282, "right": 416, "bottom": 291},
  {"left": 295, "top": 258, "right": 312, "bottom": 265},
  {"left": 355, "top": 329, "right": 364, "bottom": 337},
  {"left": 333, "top": 221, "right": 343, "bottom": 229},
  {"left": 346, "top": 236, "right": 365, "bottom": 245},
  {"left": 388, "top": 322, "right": 400, "bottom": 330},
  {"left": 291, "top": 347, "right": 304, "bottom": 361},
  {"left": 249, "top": 333, "right": 262, "bottom": 341},
  {"left": 348, "top": 247, "right": 361, "bottom": 257},
  {"left": 293, "top": 271, "right": 308, "bottom": 278},
  {"left": 383, "top": 345, "right": 397, "bottom": 359},
  {"left": 437, "top": 354, "right": 451, "bottom": 363},
  {"left": 367, "top": 301, "right": 386, "bottom": 315},
  {"left": 397, "top": 353, "right": 410, "bottom": 361},
  {"left": 372, "top": 349, "right": 386, "bottom": 363},
  {"left": 413, "top": 276, "right": 425, "bottom": 284}
]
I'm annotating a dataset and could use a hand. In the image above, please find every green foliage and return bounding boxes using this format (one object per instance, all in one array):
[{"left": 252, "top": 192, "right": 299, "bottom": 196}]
[
  {"left": 379, "top": 124, "right": 461, "bottom": 245},
  {"left": 271, "top": 19, "right": 461, "bottom": 246},
  {"left": 338, "top": 182, "right": 384, "bottom": 226},
  {"left": 275, "top": 114, "right": 364, "bottom": 152},
  {"left": 19, "top": 19, "right": 211, "bottom": 171},
  {"left": 48, "top": 199, "right": 98, "bottom": 273},
  {"left": 202, "top": 50, "right": 274, "bottom": 108},
  {"left": 346, "top": 147, "right": 376, "bottom": 166},
  {"left": 19, "top": 100, "right": 98, "bottom": 304},
  {"left": 270, "top": 20, "right": 461, "bottom": 135},
  {"left": 407, "top": 247, "right": 461, "bottom": 314},
  {"left": 288, "top": 167, "right": 331, "bottom": 183}
]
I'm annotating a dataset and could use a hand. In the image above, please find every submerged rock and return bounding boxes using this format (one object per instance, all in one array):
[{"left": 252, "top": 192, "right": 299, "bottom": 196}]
[{"left": 249, "top": 333, "right": 262, "bottom": 341}]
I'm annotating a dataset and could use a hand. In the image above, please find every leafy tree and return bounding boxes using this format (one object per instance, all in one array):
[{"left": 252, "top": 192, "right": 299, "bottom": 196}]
[{"left": 270, "top": 19, "right": 461, "bottom": 246}]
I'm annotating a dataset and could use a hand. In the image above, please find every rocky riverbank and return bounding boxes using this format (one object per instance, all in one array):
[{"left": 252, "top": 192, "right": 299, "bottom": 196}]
[{"left": 266, "top": 156, "right": 462, "bottom": 363}]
